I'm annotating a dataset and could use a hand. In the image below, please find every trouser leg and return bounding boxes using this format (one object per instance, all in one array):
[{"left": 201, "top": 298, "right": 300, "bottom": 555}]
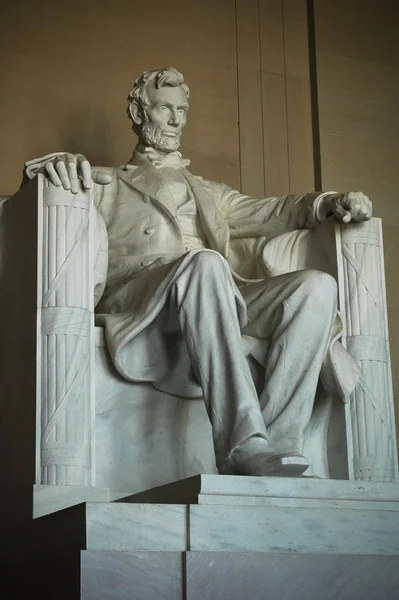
[
  {"left": 241, "top": 269, "right": 337, "bottom": 454},
  {"left": 170, "top": 251, "right": 268, "bottom": 465}
]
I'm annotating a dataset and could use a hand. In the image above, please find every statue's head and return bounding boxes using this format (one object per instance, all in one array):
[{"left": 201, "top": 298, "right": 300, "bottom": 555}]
[{"left": 127, "top": 67, "right": 190, "bottom": 153}]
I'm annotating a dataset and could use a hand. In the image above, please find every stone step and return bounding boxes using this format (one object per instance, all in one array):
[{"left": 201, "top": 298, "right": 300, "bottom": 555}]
[
  {"left": 33, "top": 475, "right": 399, "bottom": 555},
  {"left": 33, "top": 484, "right": 111, "bottom": 518},
  {"left": 29, "top": 475, "right": 399, "bottom": 599},
  {"left": 120, "top": 473, "right": 399, "bottom": 505},
  {"left": 81, "top": 550, "right": 399, "bottom": 600},
  {"left": 32, "top": 474, "right": 399, "bottom": 519},
  {"left": 84, "top": 499, "right": 399, "bottom": 555}
]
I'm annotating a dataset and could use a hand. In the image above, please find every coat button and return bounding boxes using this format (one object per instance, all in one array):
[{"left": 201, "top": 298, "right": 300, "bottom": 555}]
[
  {"left": 141, "top": 258, "right": 154, "bottom": 267},
  {"left": 144, "top": 226, "right": 155, "bottom": 235}
]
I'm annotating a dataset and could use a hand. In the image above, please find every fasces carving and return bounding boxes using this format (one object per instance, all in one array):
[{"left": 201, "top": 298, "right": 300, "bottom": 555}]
[
  {"left": 337, "top": 220, "right": 398, "bottom": 482},
  {"left": 38, "top": 177, "right": 95, "bottom": 486}
]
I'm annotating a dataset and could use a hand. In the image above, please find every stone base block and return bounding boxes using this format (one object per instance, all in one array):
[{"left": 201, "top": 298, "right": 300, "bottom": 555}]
[
  {"left": 185, "top": 552, "right": 399, "bottom": 600},
  {"left": 32, "top": 475, "right": 399, "bottom": 555},
  {"left": 80, "top": 551, "right": 399, "bottom": 600},
  {"left": 33, "top": 484, "right": 110, "bottom": 518},
  {"left": 81, "top": 551, "right": 183, "bottom": 600}
]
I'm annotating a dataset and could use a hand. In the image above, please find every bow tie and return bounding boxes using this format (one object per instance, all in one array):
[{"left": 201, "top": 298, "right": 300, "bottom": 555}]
[{"left": 144, "top": 148, "right": 191, "bottom": 170}]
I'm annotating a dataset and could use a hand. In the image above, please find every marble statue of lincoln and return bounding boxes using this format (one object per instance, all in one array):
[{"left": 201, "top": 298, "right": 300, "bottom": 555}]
[{"left": 24, "top": 67, "right": 372, "bottom": 478}]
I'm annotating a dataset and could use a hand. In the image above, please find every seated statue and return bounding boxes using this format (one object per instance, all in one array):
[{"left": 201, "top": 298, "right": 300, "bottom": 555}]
[{"left": 23, "top": 67, "right": 372, "bottom": 479}]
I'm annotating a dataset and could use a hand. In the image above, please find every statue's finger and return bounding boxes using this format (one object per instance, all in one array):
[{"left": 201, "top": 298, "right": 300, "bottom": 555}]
[
  {"left": 353, "top": 207, "right": 370, "bottom": 222},
  {"left": 91, "top": 170, "right": 113, "bottom": 185},
  {"left": 80, "top": 160, "right": 92, "bottom": 189},
  {"left": 66, "top": 158, "right": 79, "bottom": 194},
  {"left": 333, "top": 202, "right": 352, "bottom": 223},
  {"left": 348, "top": 202, "right": 361, "bottom": 216},
  {"left": 55, "top": 160, "right": 71, "bottom": 190},
  {"left": 45, "top": 162, "right": 62, "bottom": 187}
]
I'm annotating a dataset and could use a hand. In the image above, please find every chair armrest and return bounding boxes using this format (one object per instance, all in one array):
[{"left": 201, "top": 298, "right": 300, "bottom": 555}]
[
  {"left": 38, "top": 174, "right": 96, "bottom": 486},
  {"left": 335, "top": 217, "right": 398, "bottom": 482},
  {"left": 238, "top": 216, "right": 398, "bottom": 481}
]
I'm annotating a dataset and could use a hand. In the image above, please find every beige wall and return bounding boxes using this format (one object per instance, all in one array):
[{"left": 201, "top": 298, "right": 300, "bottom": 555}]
[
  {"left": 0, "top": 0, "right": 314, "bottom": 197},
  {"left": 0, "top": 0, "right": 241, "bottom": 193},
  {"left": 314, "top": 0, "right": 399, "bottom": 422},
  {"left": 0, "top": 0, "right": 398, "bottom": 425},
  {"left": 236, "top": 0, "right": 314, "bottom": 198}
]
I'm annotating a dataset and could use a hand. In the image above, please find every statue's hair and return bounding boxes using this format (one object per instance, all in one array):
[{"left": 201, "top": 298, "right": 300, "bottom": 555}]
[{"left": 127, "top": 67, "right": 190, "bottom": 134}]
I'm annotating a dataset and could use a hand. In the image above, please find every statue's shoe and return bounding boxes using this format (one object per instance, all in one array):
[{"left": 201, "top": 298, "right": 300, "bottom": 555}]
[{"left": 218, "top": 445, "right": 309, "bottom": 477}]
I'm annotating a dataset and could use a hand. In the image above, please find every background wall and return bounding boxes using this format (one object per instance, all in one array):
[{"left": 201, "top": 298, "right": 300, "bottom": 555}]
[
  {"left": 1, "top": 0, "right": 398, "bottom": 429},
  {"left": 314, "top": 0, "right": 399, "bottom": 427},
  {"left": 0, "top": 0, "right": 241, "bottom": 191}
]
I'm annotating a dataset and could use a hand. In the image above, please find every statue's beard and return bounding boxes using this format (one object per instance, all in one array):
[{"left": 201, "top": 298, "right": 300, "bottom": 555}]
[{"left": 141, "top": 121, "right": 181, "bottom": 152}]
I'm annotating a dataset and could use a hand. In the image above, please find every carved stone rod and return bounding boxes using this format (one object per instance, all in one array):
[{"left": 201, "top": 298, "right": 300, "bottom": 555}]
[
  {"left": 335, "top": 218, "right": 398, "bottom": 482},
  {"left": 37, "top": 174, "right": 95, "bottom": 486}
]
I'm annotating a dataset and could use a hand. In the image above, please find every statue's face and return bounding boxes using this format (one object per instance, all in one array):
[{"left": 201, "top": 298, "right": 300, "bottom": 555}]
[{"left": 140, "top": 84, "right": 189, "bottom": 152}]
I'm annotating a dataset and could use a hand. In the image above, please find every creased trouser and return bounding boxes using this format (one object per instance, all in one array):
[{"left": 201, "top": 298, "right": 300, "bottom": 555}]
[
  {"left": 169, "top": 251, "right": 268, "bottom": 463},
  {"left": 167, "top": 250, "right": 337, "bottom": 465},
  {"left": 241, "top": 269, "right": 337, "bottom": 454}
]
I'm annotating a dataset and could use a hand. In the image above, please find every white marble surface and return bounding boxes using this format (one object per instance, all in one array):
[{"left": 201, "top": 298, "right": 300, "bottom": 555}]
[
  {"left": 94, "top": 339, "right": 343, "bottom": 493},
  {"left": 33, "top": 484, "right": 109, "bottom": 519},
  {"left": 186, "top": 552, "right": 399, "bottom": 600},
  {"left": 37, "top": 176, "right": 96, "bottom": 487},
  {"left": 81, "top": 551, "right": 183, "bottom": 600},
  {"left": 336, "top": 218, "right": 398, "bottom": 482},
  {"left": 82, "top": 489, "right": 399, "bottom": 555},
  {"left": 195, "top": 495, "right": 399, "bottom": 510},
  {"left": 94, "top": 342, "right": 217, "bottom": 495},
  {"left": 122, "top": 473, "right": 399, "bottom": 504},
  {"left": 85, "top": 502, "right": 187, "bottom": 551},
  {"left": 81, "top": 550, "right": 399, "bottom": 600},
  {"left": 189, "top": 504, "right": 399, "bottom": 554}
]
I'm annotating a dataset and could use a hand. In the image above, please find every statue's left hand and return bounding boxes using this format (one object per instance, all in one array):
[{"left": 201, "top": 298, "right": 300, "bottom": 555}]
[{"left": 326, "top": 191, "right": 372, "bottom": 224}]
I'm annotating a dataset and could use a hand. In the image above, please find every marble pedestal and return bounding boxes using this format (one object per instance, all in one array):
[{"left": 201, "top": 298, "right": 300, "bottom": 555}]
[{"left": 24, "top": 475, "right": 399, "bottom": 599}]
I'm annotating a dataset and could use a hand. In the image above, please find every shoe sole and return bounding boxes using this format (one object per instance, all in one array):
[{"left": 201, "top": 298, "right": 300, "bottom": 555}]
[
  {"left": 219, "top": 453, "right": 309, "bottom": 477},
  {"left": 262, "top": 455, "right": 309, "bottom": 477}
]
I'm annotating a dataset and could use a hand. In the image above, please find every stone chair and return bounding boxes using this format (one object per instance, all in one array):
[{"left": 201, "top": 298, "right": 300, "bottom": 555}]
[{"left": 1, "top": 175, "right": 398, "bottom": 518}]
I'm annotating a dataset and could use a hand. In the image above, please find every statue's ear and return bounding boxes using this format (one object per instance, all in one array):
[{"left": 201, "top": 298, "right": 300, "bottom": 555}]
[{"left": 129, "top": 101, "right": 143, "bottom": 126}]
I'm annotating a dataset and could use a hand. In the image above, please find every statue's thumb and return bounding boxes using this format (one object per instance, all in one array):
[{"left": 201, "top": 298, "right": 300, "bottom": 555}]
[
  {"left": 333, "top": 203, "right": 351, "bottom": 223},
  {"left": 92, "top": 170, "right": 113, "bottom": 185}
]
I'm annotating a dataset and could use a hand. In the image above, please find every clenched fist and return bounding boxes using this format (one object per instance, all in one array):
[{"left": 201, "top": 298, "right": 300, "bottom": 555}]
[{"left": 321, "top": 191, "right": 372, "bottom": 224}]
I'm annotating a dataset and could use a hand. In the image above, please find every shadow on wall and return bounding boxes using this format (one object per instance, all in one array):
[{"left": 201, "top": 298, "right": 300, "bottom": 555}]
[
  {"left": 31, "top": 102, "right": 135, "bottom": 169},
  {"left": 59, "top": 107, "right": 116, "bottom": 167}
]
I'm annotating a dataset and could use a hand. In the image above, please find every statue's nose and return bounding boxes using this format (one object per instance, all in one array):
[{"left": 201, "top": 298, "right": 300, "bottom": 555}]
[{"left": 168, "top": 109, "right": 180, "bottom": 126}]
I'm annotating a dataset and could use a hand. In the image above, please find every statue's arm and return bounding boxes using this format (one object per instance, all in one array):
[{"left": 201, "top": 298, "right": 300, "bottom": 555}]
[{"left": 219, "top": 184, "right": 372, "bottom": 236}]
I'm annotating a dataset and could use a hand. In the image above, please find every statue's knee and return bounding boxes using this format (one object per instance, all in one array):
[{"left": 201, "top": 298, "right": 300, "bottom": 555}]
[
  {"left": 190, "top": 250, "right": 226, "bottom": 275},
  {"left": 300, "top": 269, "right": 337, "bottom": 307}
]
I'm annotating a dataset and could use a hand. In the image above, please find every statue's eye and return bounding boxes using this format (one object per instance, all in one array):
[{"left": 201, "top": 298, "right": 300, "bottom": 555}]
[
  {"left": 159, "top": 106, "right": 168, "bottom": 112},
  {"left": 178, "top": 108, "right": 186, "bottom": 115}
]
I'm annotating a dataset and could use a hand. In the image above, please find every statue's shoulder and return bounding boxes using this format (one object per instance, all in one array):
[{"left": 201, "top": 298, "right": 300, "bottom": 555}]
[
  {"left": 188, "top": 172, "right": 219, "bottom": 190},
  {"left": 93, "top": 166, "right": 119, "bottom": 178},
  {"left": 93, "top": 167, "right": 121, "bottom": 211}
]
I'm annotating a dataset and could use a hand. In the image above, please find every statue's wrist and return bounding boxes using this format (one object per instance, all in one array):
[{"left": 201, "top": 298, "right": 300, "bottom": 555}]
[{"left": 314, "top": 192, "right": 336, "bottom": 222}]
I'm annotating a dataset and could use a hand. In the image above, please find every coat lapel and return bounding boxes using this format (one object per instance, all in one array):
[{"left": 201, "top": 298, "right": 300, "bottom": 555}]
[
  {"left": 182, "top": 169, "right": 230, "bottom": 257},
  {"left": 118, "top": 153, "right": 230, "bottom": 257},
  {"left": 118, "top": 160, "right": 177, "bottom": 217}
]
